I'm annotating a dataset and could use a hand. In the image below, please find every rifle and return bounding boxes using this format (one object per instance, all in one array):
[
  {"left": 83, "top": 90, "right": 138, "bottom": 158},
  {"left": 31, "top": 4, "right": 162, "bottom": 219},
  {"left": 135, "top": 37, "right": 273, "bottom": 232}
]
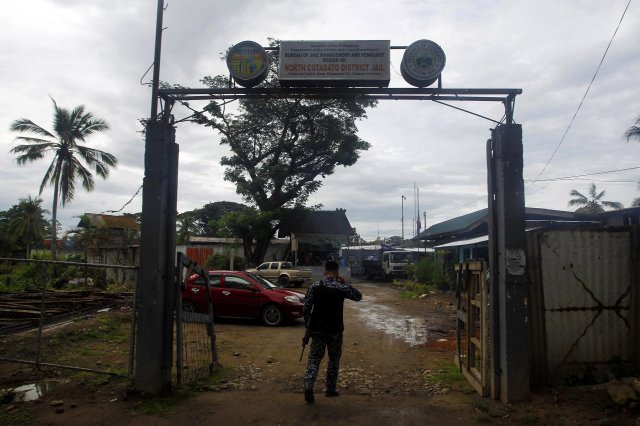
[
  {"left": 299, "top": 304, "right": 314, "bottom": 362},
  {"left": 299, "top": 327, "right": 311, "bottom": 361}
]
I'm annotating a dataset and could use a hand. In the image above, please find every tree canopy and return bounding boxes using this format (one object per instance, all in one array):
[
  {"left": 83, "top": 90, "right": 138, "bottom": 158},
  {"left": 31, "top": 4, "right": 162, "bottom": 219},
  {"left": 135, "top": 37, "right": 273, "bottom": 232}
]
[
  {"left": 624, "top": 115, "right": 640, "bottom": 143},
  {"left": 9, "top": 98, "right": 117, "bottom": 258},
  {"left": 8, "top": 196, "right": 49, "bottom": 258},
  {"left": 568, "top": 183, "right": 623, "bottom": 213},
  {"left": 188, "top": 41, "right": 377, "bottom": 264}
]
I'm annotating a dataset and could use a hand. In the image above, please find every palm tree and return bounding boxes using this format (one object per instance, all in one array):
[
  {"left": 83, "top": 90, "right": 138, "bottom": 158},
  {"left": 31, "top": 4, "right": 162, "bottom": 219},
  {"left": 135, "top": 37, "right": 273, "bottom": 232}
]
[
  {"left": 176, "top": 212, "right": 196, "bottom": 245},
  {"left": 568, "top": 183, "right": 623, "bottom": 213},
  {"left": 8, "top": 196, "right": 50, "bottom": 258},
  {"left": 9, "top": 98, "right": 117, "bottom": 258},
  {"left": 624, "top": 115, "right": 640, "bottom": 142}
]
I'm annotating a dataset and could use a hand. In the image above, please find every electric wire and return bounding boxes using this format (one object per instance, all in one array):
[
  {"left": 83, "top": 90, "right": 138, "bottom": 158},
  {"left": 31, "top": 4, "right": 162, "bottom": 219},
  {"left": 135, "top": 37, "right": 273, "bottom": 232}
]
[
  {"left": 525, "top": 165, "right": 640, "bottom": 182},
  {"left": 102, "top": 185, "right": 143, "bottom": 214},
  {"left": 529, "top": 0, "right": 632, "bottom": 185}
]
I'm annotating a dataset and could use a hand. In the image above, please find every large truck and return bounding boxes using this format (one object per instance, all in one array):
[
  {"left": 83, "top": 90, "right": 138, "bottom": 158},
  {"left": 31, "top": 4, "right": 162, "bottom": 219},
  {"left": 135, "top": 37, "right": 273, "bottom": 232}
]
[{"left": 361, "top": 245, "right": 413, "bottom": 280}]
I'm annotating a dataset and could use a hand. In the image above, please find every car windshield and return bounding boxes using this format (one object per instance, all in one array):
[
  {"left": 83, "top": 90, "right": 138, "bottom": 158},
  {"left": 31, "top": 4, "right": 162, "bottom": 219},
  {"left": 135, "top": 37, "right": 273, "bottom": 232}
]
[{"left": 247, "top": 272, "right": 278, "bottom": 289}]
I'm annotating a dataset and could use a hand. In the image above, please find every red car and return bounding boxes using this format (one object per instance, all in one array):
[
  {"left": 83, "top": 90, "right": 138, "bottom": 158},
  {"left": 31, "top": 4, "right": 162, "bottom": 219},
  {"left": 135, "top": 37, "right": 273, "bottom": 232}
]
[{"left": 182, "top": 270, "right": 305, "bottom": 326}]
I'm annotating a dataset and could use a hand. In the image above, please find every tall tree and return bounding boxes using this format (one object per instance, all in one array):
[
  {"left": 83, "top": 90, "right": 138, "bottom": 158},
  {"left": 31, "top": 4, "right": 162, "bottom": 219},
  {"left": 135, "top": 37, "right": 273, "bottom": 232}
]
[
  {"left": 9, "top": 98, "right": 117, "bottom": 258},
  {"left": 624, "top": 115, "right": 640, "bottom": 142},
  {"left": 568, "top": 183, "right": 623, "bottom": 213},
  {"left": 176, "top": 212, "right": 196, "bottom": 245},
  {"left": 192, "top": 41, "right": 377, "bottom": 264},
  {"left": 8, "top": 196, "right": 49, "bottom": 258}
]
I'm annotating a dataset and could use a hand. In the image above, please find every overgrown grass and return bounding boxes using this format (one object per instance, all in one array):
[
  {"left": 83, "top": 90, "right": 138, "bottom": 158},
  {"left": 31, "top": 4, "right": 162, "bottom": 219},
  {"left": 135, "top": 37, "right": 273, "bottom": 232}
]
[
  {"left": 432, "top": 361, "right": 465, "bottom": 384},
  {"left": 0, "top": 408, "right": 31, "bottom": 426}
]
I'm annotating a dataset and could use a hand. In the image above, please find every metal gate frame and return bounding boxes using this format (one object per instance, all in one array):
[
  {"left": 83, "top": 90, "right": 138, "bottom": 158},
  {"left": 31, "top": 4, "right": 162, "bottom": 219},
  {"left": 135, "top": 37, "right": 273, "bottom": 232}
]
[
  {"left": 455, "top": 260, "right": 490, "bottom": 396},
  {"left": 175, "top": 252, "right": 217, "bottom": 385}
]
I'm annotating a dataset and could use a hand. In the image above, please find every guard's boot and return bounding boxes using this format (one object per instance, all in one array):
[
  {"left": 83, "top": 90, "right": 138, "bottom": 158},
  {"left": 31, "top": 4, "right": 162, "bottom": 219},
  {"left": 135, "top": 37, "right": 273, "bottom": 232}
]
[
  {"left": 304, "top": 386, "right": 314, "bottom": 403},
  {"left": 325, "top": 389, "right": 339, "bottom": 397}
]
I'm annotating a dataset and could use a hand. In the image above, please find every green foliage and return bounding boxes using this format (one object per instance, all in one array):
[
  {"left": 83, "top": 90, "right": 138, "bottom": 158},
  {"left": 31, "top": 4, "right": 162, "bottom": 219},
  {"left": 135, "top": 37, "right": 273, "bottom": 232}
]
[
  {"left": 0, "top": 253, "right": 108, "bottom": 292},
  {"left": 178, "top": 201, "right": 247, "bottom": 241},
  {"left": 414, "top": 256, "right": 452, "bottom": 290},
  {"left": 205, "top": 252, "right": 246, "bottom": 271},
  {"left": 215, "top": 207, "right": 279, "bottom": 266},
  {"left": 398, "top": 281, "right": 435, "bottom": 299},
  {"left": 568, "top": 183, "right": 623, "bottom": 213},
  {"left": 431, "top": 361, "right": 465, "bottom": 383},
  {"left": 7, "top": 196, "right": 49, "bottom": 258},
  {"left": 0, "top": 261, "right": 40, "bottom": 292},
  {"left": 624, "top": 114, "right": 640, "bottom": 142},
  {"left": 9, "top": 97, "right": 117, "bottom": 257}
]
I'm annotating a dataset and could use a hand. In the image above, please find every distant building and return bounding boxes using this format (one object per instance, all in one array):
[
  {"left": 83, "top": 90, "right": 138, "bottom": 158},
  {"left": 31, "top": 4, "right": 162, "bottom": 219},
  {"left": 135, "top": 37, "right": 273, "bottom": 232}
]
[{"left": 76, "top": 213, "right": 139, "bottom": 285}]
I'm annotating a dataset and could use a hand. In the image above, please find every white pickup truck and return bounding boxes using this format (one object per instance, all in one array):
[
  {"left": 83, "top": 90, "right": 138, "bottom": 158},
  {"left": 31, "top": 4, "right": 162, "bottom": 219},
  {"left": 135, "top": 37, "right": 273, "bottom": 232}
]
[{"left": 247, "top": 261, "right": 312, "bottom": 287}]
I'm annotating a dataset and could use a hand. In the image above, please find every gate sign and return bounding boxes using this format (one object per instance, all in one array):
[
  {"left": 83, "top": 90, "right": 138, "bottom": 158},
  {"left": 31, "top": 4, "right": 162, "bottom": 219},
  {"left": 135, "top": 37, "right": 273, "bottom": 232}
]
[
  {"left": 226, "top": 40, "right": 269, "bottom": 88},
  {"left": 279, "top": 40, "right": 390, "bottom": 87},
  {"left": 400, "top": 39, "right": 446, "bottom": 88}
]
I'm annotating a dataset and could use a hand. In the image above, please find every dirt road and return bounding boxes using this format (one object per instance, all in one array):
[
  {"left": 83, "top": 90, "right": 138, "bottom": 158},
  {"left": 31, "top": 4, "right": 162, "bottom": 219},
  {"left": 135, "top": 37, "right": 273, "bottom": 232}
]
[{"left": 11, "top": 281, "right": 638, "bottom": 425}]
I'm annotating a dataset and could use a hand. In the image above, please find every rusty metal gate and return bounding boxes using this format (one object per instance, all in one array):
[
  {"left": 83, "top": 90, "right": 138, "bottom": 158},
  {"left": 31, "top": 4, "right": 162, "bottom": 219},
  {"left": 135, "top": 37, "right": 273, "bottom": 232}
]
[{"left": 455, "top": 260, "right": 490, "bottom": 396}]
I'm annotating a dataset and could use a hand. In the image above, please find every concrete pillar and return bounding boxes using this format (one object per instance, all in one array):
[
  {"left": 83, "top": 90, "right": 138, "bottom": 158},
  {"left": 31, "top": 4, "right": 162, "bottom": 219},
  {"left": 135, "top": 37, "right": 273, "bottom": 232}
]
[{"left": 487, "top": 123, "right": 529, "bottom": 403}]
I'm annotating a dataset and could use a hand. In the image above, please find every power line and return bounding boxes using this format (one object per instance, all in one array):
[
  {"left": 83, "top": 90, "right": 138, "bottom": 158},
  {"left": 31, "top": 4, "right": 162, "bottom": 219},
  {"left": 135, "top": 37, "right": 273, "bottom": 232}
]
[
  {"left": 422, "top": 165, "right": 640, "bottom": 217},
  {"left": 102, "top": 184, "right": 143, "bottom": 214},
  {"left": 529, "top": 0, "right": 632, "bottom": 184},
  {"left": 526, "top": 165, "right": 640, "bottom": 182}
]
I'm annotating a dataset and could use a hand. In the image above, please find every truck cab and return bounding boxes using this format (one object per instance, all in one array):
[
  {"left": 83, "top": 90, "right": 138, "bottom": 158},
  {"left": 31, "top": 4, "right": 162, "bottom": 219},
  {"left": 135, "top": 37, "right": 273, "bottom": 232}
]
[{"left": 382, "top": 250, "right": 412, "bottom": 279}]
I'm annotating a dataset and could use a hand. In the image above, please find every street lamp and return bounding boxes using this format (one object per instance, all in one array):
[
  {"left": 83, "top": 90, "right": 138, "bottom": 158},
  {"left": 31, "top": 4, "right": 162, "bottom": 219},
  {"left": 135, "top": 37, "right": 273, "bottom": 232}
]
[{"left": 401, "top": 195, "right": 406, "bottom": 243}]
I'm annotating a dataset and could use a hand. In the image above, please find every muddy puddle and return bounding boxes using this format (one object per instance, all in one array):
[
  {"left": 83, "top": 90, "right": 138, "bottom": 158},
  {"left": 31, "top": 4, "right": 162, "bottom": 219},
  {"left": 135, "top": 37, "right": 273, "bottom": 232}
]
[
  {"left": 352, "top": 294, "right": 451, "bottom": 347},
  {"left": 1, "top": 380, "right": 64, "bottom": 402}
]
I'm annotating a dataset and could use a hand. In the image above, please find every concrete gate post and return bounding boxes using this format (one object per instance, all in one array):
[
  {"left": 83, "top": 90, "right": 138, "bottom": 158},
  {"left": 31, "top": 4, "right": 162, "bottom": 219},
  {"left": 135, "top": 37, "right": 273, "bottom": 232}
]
[
  {"left": 134, "top": 120, "right": 179, "bottom": 394},
  {"left": 487, "top": 123, "right": 530, "bottom": 403}
]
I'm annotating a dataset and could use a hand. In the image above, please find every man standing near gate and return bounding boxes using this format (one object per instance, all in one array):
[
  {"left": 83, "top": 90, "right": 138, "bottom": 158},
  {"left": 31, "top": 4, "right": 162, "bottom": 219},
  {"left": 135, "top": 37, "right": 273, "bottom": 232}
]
[{"left": 302, "top": 260, "right": 362, "bottom": 403}]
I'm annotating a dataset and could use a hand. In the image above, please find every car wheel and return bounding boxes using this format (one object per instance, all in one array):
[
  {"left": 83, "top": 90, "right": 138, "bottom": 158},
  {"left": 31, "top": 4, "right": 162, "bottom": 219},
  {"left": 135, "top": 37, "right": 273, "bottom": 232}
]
[
  {"left": 182, "top": 301, "right": 196, "bottom": 312},
  {"left": 279, "top": 275, "right": 290, "bottom": 287},
  {"left": 261, "top": 304, "right": 283, "bottom": 327}
]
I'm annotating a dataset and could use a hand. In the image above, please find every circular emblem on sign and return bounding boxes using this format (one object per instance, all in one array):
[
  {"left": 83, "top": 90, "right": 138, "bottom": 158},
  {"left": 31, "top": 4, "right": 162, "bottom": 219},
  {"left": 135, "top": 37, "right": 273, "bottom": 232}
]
[
  {"left": 401, "top": 39, "right": 446, "bottom": 87},
  {"left": 226, "top": 41, "right": 269, "bottom": 88}
]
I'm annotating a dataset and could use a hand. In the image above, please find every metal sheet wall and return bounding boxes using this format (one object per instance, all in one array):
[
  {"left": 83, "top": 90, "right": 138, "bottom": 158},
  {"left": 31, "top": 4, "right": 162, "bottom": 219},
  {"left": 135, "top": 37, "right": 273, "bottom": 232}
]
[{"left": 534, "top": 229, "right": 632, "bottom": 383}]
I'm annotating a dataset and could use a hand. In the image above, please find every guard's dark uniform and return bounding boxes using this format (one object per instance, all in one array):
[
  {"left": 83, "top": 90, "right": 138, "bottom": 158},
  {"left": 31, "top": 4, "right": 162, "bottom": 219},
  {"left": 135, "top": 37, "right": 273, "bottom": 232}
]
[{"left": 303, "top": 277, "right": 362, "bottom": 395}]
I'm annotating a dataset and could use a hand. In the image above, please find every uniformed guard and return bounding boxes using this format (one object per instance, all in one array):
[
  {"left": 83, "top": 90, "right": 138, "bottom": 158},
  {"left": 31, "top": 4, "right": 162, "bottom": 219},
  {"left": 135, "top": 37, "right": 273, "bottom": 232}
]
[{"left": 302, "top": 260, "right": 362, "bottom": 403}]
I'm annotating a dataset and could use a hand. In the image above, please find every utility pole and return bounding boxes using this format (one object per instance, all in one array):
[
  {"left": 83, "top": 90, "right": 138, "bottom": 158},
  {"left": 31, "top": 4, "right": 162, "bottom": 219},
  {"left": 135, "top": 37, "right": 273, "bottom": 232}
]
[{"left": 401, "top": 195, "right": 406, "bottom": 243}]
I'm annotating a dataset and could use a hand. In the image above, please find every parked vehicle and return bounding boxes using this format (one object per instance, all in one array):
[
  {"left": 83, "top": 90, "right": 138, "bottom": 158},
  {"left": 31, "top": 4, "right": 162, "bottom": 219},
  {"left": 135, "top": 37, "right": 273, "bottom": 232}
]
[
  {"left": 361, "top": 245, "right": 413, "bottom": 280},
  {"left": 182, "top": 270, "right": 304, "bottom": 326},
  {"left": 246, "top": 261, "right": 312, "bottom": 287}
]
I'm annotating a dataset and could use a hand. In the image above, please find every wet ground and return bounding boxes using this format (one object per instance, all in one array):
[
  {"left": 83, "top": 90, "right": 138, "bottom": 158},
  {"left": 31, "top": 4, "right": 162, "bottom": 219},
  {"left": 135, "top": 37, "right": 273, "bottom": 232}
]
[
  {"left": 2, "top": 280, "right": 636, "bottom": 425},
  {"left": 354, "top": 291, "right": 455, "bottom": 347}
]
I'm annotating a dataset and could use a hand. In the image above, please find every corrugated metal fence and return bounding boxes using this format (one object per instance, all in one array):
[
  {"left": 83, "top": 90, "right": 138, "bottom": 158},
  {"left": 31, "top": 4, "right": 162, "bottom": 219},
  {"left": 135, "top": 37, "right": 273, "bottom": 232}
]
[{"left": 528, "top": 227, "right": 639, "bottom": 385}]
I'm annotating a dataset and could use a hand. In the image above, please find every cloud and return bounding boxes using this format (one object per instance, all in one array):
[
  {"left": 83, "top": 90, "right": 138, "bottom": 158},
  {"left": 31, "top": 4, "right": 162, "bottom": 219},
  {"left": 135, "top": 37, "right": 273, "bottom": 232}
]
[{"left": 1, "top": 0, "right": 639, "bottom": 243}]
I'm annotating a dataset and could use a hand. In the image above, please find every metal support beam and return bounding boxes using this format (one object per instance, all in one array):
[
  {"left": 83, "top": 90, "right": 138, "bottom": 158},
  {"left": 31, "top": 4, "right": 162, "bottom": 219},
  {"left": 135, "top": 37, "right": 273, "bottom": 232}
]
[{"left": 487, "top": 124, "right": 529, "bottom": 403}]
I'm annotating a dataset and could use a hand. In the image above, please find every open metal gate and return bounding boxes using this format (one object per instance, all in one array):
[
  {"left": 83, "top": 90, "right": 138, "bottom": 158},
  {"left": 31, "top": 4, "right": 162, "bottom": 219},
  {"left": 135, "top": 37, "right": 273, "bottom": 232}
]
[{"left": 455, "top": 260, "right": 490, "bottom": 396}]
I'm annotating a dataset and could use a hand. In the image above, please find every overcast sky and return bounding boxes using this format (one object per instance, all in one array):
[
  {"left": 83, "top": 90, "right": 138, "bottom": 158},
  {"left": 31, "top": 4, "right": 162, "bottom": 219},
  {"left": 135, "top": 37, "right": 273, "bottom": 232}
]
[{"left": 1, "top": 0, "right": 639, "bottom": 242}]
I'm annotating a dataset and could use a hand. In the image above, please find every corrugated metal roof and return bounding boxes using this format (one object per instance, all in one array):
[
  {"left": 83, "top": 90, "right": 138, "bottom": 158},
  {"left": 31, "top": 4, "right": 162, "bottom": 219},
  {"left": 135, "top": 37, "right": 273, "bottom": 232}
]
[
  {"left": 419, "top": 209, "right": 487, "bottom": 239},
  {"left": 77, "top": 213, "right": 139, "bottom": 230},
  {"left": 416, "top": 207, "right": 617, "bottom": 243},
  {"left": 434, "top": 235, "right": 488, "bottom": 248}
]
